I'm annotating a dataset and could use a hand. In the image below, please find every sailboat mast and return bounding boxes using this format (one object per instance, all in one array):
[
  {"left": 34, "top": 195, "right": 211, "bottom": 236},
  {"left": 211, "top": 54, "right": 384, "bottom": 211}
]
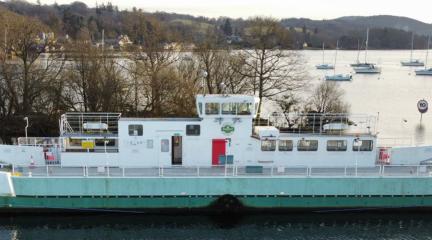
[
  {"left": 322, "top": 42, "right": 325, "bottom": 64},
  {"left": 410, "top": 32, "right": 414, "bottom": 61},
  {"left": 365, "top": 28, "right": 369, "bottom": 63},
  {"left": 356, "top": 40, "right": 360, "bottom": 63},
  {"left": 334, "top": 40, "right": 339, "bottom": 75},
  {"left": 426, "top": 35, "right": 430, "bottom": 68}
]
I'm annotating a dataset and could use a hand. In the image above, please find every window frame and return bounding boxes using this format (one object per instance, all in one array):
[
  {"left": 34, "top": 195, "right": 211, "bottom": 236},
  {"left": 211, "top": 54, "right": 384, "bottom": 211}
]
[
  {"left": 278, "top": 140, "right": 293, "bottom": 151},
  {"left": 237, "top": 103, "right": 252, "bottom": 115},
  {"left": 221, "top": 103, "right": 237, "bottom": 115},
  {"left": 352, "top": 139, "right": 374, "bottom": 152},
  {"left": 326, "top": 140, "right": 347, "bottom": 152},
  {"left": 205, "top": 102, "right": 220, "bottom": 115},
  {"left": 128, "top": 124, "right": 143, "bottom": 136},
  {"left": 186, "top": 124, "right": 201, "bottom": 136},
  {"left": 297, "top": 140, "right": 319, "bottom": 151},
  {"left": 261, "top": 139, "right": 277, "bottom": 151}
]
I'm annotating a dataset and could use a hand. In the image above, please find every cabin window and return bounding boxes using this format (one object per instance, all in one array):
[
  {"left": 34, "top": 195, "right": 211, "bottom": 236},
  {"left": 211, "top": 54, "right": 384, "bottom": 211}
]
[
  {"left": 198, "top": 102, "right": 203, "bottom": 115},
  {"left": 68, "top": 138, "right": 83, "bottom": 147},
  {"left": 205, "top": 103, "right": 220, "bottom": 115},
  {"left": 161, "top": 139, "right": 169, "bottom": 152},
  {"left": 297, "top": 140, "right": 318, "bottom": 151},
  {"left": 222, "top": 103, "right": 236, "bottom": 115},
  {"left": 186, "top": 125, "right": 200, "bottom": 136},
  {"left": 95, "top": 139, "right": 116, "bottom": 147},
  {"left": 128, "top": 124, "right": 143, "bottom": 136},
  {"left": 261, "top": 140, "right": 276, "bottom": 151},
  {"left": 327, "top": 140, "right": 347, "bottom": 151},
  {"left": 278, "top": 140, "right": 293, "bottom": 151},
  {"left": 353, "top": 140, "right": 373, "bottom": 151},
  {"left": 237, "top": 103, "right": 252, "bottom": 115}
]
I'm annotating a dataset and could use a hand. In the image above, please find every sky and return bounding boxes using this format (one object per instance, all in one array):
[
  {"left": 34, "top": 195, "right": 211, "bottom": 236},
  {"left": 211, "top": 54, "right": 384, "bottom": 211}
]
[{"left": 29, "top": 0, "right": 432, "bottom": 23}]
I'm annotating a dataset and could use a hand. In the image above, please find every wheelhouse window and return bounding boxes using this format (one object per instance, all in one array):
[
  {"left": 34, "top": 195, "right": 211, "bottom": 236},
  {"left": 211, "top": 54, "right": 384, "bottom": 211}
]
[
  {"left": 128, "top": 125, "right": 143, "bottom": 136},
  {"left": 186, "top": 125, "right": 200, "bottom": 136},
  {"left": 261, "top": 140, "right": 276, "bottom": 151},
  {"left": 297, "top": 140, "right": 318, "bottom": 151},
  {"left": 205, "top": 103, "right": 220, "bottom": 115},
  {"left": 198, "top": 102, "right": 203, "bottom": 115},
  {"left": 161, "top": 139, "right": 169, "bottom": 152},
  {"left": 327, "top": 140, "right": 347, "bottom": 151},
  {"left": 278, "top": 140, "right": 293, "bottom": 151},
  {"left": 353, "top": 139, "right": 373, "bottom": 151},
  {"left": 237, "top": 103, "right": 252, "bottom": 115},
  {"left": 222, "top": 103, "right": 236, "bottom": 115}
]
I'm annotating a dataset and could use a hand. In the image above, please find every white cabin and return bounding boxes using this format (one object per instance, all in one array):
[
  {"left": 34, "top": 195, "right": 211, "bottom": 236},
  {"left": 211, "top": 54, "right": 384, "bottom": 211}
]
[{"left": 1, "top": 94, "right": 431, "bottom": 167}]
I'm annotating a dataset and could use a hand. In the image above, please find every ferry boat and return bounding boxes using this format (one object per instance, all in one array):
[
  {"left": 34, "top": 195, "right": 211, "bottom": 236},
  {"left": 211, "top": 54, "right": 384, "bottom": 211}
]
[{"left": 1, "top": 94, "right": 432, "bottom": 213}]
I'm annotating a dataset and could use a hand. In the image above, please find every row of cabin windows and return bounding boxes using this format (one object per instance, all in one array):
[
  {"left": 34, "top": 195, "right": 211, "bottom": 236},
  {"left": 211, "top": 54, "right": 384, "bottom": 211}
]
[
  {"left": 261, "top": 140, "right": 373, "bottom": 152},
  {"left": 198, "top": 102, "right": 253, "bottom": 115},
  {"left": 128, "top": 124, "right": 201, "bottom": 136}
]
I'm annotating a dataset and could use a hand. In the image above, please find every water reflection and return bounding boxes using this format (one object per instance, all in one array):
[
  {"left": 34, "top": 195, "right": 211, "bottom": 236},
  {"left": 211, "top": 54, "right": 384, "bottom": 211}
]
[{"left": 1, "top": 213, "right": 432, "bottom": 240}]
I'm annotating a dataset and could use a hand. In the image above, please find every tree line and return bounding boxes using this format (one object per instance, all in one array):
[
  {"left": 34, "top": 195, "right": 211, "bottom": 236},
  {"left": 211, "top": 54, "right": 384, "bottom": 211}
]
[{"left": 0, "top": 8, "right": 348, "bottom": 143}]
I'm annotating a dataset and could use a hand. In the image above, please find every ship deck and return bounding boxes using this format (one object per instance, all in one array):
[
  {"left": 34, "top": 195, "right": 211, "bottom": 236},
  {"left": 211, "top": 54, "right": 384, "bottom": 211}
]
[{"left": 7, "top": 165, "right": 431, "bottom": 178}]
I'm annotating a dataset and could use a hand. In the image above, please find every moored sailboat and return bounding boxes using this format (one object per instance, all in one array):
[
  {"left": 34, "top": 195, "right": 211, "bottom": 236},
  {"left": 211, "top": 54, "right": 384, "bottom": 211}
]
[
  {"left": 353, "top": 28, "right": 381, "bottom": 74},
  {"left": 401, "top": 33, "right": 424, "bottom": 67},
  {"left": 415, "top": 35, "right": 432, "bottom": 76},
  {"left": 316, "top": 43, "right": 334, "bottom": 70},
  {"left": 326, "top": 40, "right": 352, "bottom": 81}
]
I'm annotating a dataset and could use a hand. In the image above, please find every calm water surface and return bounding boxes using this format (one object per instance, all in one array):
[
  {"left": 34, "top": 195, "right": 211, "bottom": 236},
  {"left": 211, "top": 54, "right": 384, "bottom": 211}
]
[{"left": 1, "top": 213, "right": 432, "bottom": 240}]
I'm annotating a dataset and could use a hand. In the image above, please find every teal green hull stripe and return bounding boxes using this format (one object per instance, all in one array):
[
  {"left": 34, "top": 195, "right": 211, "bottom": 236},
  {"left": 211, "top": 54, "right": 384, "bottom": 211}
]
[
  {"left": 11, "top": 177, "right": 432, "bottom": 196},
  {"left": 6, "top": 177, "right": 432, "bottom": 209},
  {"left": 2, "top": 196, "right": 432, "bottom": 209}
]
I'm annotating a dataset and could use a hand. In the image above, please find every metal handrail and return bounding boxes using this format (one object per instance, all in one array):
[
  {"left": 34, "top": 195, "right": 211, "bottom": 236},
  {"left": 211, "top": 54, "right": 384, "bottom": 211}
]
[{"left": 8, "top": 164, "right": 432, "bottom": 178}]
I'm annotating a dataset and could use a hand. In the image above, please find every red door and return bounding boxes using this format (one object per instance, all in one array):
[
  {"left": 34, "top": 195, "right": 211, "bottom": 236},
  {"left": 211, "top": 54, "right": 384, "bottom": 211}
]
[{"left": 212, "top": 139, "right": 226, "bottom": 165}]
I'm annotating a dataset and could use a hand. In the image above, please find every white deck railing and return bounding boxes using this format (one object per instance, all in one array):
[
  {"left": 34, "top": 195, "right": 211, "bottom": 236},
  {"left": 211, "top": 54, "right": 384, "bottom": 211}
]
[{"left": 7, "top": 165, "right": 432, "bottom": 178}]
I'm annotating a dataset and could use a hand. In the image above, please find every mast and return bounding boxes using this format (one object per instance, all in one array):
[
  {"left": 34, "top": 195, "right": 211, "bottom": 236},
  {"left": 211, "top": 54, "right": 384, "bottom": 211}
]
[
  {"left": 322, "top": 42, "right": 325, "bottom": 64},
  {"left": 426, "top": 35, "right": 430, "bottom": 69},
  {"left": 333, "top": 40, "right": 339, "bottom": 75},
  {"left": 365, "top": 28, "right": 369, "bottom": 63},
  {"left": 410, "top": 32, "right": 414, "bottom": 62},
  {"left": 356, "top": 40, "right": 360, "bottom": 63}
]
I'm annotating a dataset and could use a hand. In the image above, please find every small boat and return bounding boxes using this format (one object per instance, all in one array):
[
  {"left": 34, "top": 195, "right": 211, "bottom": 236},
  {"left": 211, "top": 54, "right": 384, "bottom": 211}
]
[
  {"left": 316, "top": 43, "right": 334, "bottom": 70},
  {"left": 402, "top": 59, "right": 424, "bottom": 67},
  {"left": 415, "top": 68, "right": 432, "bottom": 75},
  {"left": 326, "top": 74, "right": 353, "bottom": 81},
  {"left": 316, "top": 63, "right": 334, "bottom": 70},
  {"left": 353, "top": 28, "right": 381, "bottom": 74},
  {"left": 415, "top": 35, "right": 431, "bottom": 76},
  {"left": 401, "top": 33, "right": 424, "bottom": 67},
  {"left": 325, "top": 40, "right": 352, "bottom": 81},
  {"left": 354, "top": 64, "right": 381, "bottom": 74}
]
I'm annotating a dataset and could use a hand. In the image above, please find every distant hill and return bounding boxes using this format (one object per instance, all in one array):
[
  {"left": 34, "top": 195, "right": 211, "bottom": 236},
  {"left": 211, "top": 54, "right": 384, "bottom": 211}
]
[
  {"left": 281, "top": 15, "right": 432, "bottom": 49},
  {"left": 1, "top": 0, "right": 432, "bottom": 50}
]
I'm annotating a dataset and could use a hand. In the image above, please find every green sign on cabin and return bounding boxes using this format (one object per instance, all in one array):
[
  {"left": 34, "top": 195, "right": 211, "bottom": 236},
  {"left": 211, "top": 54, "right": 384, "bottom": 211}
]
[{"left": 221, "top": 123, "right": 235, "bottom": 135}]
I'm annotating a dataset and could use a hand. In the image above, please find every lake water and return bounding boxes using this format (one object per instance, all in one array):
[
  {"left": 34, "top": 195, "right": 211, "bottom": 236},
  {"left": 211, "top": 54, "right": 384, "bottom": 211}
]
[
  {"left": 302, "top": 49, "right": 432, "bottom": 145},
  {"left": 2, "top": 213, "right": 432, "bottom": 240}
]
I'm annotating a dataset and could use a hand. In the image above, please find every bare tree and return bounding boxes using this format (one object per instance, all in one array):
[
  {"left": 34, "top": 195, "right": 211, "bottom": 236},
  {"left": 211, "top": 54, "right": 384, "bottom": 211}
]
[
  {"left": 308, "top": 81, "right": 350, "bottom": 114},
  {"left": 238, "top": 17, "right": 308, "bottom": 122}
]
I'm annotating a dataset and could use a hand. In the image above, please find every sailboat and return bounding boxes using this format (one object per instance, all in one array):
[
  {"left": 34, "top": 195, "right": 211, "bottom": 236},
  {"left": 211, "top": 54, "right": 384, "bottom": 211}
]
[
  {"left": 316, "top": 43, "right": 334, "bottom": 70},
  {"left": 326, "top": 40, "right": 352, "bottom": 81},
  {"left": 415, "top": 35, "right": 432, "bottom": 76},
  {"left": 401, "top": 33, "right": 424, "bottom": 67},
  {"left": 353, "top": 28, "right": 381, "bottom": 74}
]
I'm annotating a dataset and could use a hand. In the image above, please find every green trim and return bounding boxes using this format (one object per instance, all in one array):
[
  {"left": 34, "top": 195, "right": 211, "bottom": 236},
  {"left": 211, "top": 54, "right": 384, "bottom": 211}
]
[{"left": 2, "top": 195, "right": 432, "bottom": 209}]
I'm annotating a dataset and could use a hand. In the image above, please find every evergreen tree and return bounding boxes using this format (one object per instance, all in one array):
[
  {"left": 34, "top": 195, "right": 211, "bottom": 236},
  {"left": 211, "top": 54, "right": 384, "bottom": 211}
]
[{"left": 222, "top": 19, "right": 233, "bottom": 36}]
